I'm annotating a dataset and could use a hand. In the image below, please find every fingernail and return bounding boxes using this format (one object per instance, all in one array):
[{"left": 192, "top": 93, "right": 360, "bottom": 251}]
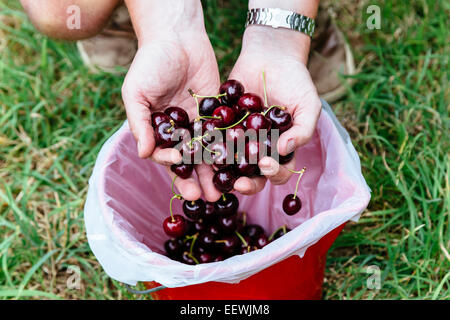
[{"left": 287, "top": 139, "right": 295, "bottom": 154}]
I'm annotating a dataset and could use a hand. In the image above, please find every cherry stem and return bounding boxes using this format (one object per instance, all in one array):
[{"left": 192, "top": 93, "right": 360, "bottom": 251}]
[
  {"left": 187, "top": 251, "right": 200, "bottom": 265},
  {"left": 188, "top": 88, "right": 226, "bottom": 100},
  {"left": 235, "top": 231, "right": 248, "bottom": 247},
  {"left": 262, "top": 70, "right": 268, "bottom": 108},
  {"left": 291, "top": 167, "right": 306, "bottom": 199},
  {"left": 214, "top": 111, "right": 250, "bottom": 131},
  {"left": 241, "top": 211, "right": 247, "bottom": 227},
  {"left": 268, "top": 224, "right": 287, "bottom": 241},
  {"left": 262, "top": 104, "right": 286, "bottom": 116},
  {"left": 215, "top": 240, "right": 227, "bottom": 244},
  {"left": 169, "top": 194, "right": 182, "bottom": 221},
  {"left": 171, "top": 176, "right": 182, "bottom": 197},
  {"left": 189, "top": 233, "right": 198, "bottom": 256},
  {"left": 222, "top": 193, "right": 226, "bottom": 202},
  {"left": 197, "top": 115, "right": 221, "bottom": 120},
  {"left": 193, "top": 135, "right": 219, "bottom": 154}
]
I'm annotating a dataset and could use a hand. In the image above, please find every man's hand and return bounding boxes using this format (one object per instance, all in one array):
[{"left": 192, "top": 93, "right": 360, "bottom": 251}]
[
  {"left": 229, "top": 26, "right": 322, "bottom": 195},
  {"left": 122, "top": 0, "right": 222, "bottom": 201}
]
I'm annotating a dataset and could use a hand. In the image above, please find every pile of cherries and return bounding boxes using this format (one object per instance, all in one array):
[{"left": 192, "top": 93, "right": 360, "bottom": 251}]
[
  {"left": 154, "top": 77, "right": 308, "bottom": 264},
  {"left": 164, "top": 192, "right": 291, "bottom": 264}
]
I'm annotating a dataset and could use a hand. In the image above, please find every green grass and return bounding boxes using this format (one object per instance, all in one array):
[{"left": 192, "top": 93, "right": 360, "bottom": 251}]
[{"left": 0, "top": 0, "right": 448, "bottom": 300}]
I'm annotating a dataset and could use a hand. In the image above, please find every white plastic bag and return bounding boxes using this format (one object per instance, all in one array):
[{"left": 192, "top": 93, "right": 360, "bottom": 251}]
[{"left": 84, "top": 99, "right": 370, "bottom": 287}]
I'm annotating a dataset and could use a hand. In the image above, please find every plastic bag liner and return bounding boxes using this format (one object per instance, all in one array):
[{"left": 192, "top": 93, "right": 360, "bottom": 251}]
[{"left": 84, "top": 99, "right": 370, "bottom": 287}]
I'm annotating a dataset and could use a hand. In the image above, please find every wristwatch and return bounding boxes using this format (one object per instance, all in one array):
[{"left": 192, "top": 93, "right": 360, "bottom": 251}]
[{"left": 245, "top": 8, "right": 315, "bottom": 37}]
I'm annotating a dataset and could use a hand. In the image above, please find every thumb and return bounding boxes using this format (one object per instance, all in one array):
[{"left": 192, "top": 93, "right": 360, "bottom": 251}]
[
  {"left": 277, "top": 98, "right": 321, "bottom": 156},
  {"left": 122, "top": 94, "right": 155, "bottom": 159}
]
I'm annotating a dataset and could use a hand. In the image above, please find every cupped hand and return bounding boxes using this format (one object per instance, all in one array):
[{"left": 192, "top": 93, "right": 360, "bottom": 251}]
[
  {"left": 229, "top": 27, "right": 322, "bottom": 195},
  {"left": 121, "top": 30, "right": 222, "bottom": 202}
]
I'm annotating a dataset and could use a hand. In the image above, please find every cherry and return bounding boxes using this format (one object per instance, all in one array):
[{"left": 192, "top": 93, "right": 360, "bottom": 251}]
[
  {"left": 198, "top": 232, "right": 216, "bottom": 249},
  {"left": 170, "top": 163, "right": 194, "bottom": 179},
  {"left": 234, "top": 152, "right": 259, "bottom": 177},
  {"left": 245, "top": 140, "right": 264, "bottom": 164},
  {"left": 266, "top": 107, "right": 292, "bottom": 133},
  {"left": 273, "top": 227, "right": 291, "bottom": 240},
  {"left": 214, "top": 193, "right": 239, "bottom": 216},
  {"left": 282, "top": 194, "right": 302, "bottom": 215},
  {"left": 245, "top": 113, "right": 271, "bottom": 131},
  {"left": 212, "top": 106, "right": 236, "bottom": 128},
  {"left": 164, "top": 238, "right": 183, "bottom": 258},
  {"left": 219, "top": 80, "right": 244, "bottom": 105},
  {"left": 181, "top": 251, "right": 196, "bottom": 265},
  {"left": 190, "top": 119, "right": 203, "bottom": 138},
  {"left": 208, "top": 142, "right": 231, "bottom": 168},
  {"left": 180, "top": 140, "right": 202, "bottom": 164},
  {"left": 279, "top": 152, "right": 294, "bottom": 164},
  {"left": 199, "top": 97, "right": 221, "bottom": 116},
  {"left": 193, "top": 219, "right": 207, "bottom": 233},
  {"left": 214, "top": 254, "right": 225, "bottom": 262},
  {"left": 254, "top": 233, "right": 269, "bottom": 249},
  {"left": 217, "top": 235, "right": 239, "bottom": 255},
  {"left": 182, "top": 199, "right": 206, "bottom": 220},
  {"left": 204, "top": 201, "right": 217, "bottom": 221},
  {"left": 218, "top": 215, "right": 238, "bottom": 234},
  {"left": 212, "top": 167, "right": 236, "bottom": 193},
  {"left": 185, "top": 220, "right": 196, "bottom": 236},
  {"left": 164, "top": 106, "right": 189, "bottom": 128},
  {"left": 202, "top": 119, "right": 223, "bottom": 145},
  {"left": 225, "top": 124, "right": 245, "bottom": 144},
  {"left": 237, "top": 93, "right": 263, "bottom": 113},
  {"left": 155, "top": 121, "right": 177, "bottom": 148},
  {"left": 244, "top": 224, "right": 264, "bottom": 239},
  {"left": 163, "top": 215, "right": 186, "bottom": 238},
  {"left": 208, "top": 224, "right": 221, "bottom": 236},
  {"left": 198, "top": 252, "right": 214, "bottom": 263},
  {"left": 151, "top": 112, "right": 170, "bottom": 128}
]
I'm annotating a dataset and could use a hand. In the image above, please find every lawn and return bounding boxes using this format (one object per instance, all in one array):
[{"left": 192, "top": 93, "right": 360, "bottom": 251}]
[{"left": 0, "top": 0, "right": 448, "bottom": 300}]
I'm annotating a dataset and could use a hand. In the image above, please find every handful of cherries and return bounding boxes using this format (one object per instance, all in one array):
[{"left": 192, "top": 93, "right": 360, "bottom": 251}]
[{"left": 163, "top": 190, "right": 292, "bottom": 264}]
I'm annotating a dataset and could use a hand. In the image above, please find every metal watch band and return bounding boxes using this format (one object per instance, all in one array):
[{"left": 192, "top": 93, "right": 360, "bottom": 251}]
[{"left": 245, "top": 8, "right": 315, "bottom": 37}]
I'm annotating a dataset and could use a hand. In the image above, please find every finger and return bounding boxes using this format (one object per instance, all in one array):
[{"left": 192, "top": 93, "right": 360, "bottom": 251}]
[
  {"left": 277, "top": 98, "right": 322, "bottom": 156},
  {"left": 234, "top": 176, "right": 267, "bottom": 195},
  {"left": 122, "top": 92, "right": 155, "bottom": 159},
  {"left": 195, "top": 164, "right": 222, "bottom": 202},
  {"left": 258, "top": 156, "right": 295, "bottom": 185},
  {"left": 150, "top": 147, "right": 182, "bottom": 166},
  {"left": 166, "top": 167, "right": 202, "bottom": 201}
]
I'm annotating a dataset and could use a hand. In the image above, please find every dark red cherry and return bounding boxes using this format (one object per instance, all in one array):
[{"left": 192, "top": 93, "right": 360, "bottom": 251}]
[
  {"left": 193, "top": 219, "right": 207, "bottom": 233},
  {"left": 282, "top": 194, "right": 302, "bottom": 215},
  {"left": 208, "top": 224, "right": 221, "bottom": 236},
  {"left": 235, "top": 152, "right": 259, "bottom": 177},
  {"left": 185, "top": 220, "right": 196, "bottom": 236},
  {"left": 214, "top": 254, "right": 225, "bottom": 262},
  {"left": 279, "top": 152, "right": 295, "bottom": 164},
  {"left": 163, "top": 215, "right": 186, "bottom": 238},
  {"left": 254, "top": 233, "right": 269, "bottom": 249},
  {"left": 155, "top": 121, "right": 177, "bottom": 148},
  {"left": 199, "top": 97, "right": 221, "bottom": 117},
  {"left": 218, "top": 215, "right": 238, "bottom": 234},
  {"left": 198, "top": 252, "right": 214, "bottom": 263},
  {"left": 214, "top": 193, "right": 239, "bottom": 216},
  {"left": 217, "top": 235, "right": 239, "bottom": 255},
  {"left": 151, "top": 112, "right": 170, "bottom": 128},
  {"left": 237, "top": 93, "right": 263, "bottom": 113},
  {"left": 219, "top": 80, "right": 245, "bottom": 105},
  {"left": 244, "top": 224, "right": 264, "bottom": 239},
  {"left": 212, "top": 167, "right": 236, "bottom": 193},
  {"left": 180, "top": 140, "right": 202, "bottom": 164},
  {"left": 225, "top": 124, "right": 246, "bottom": 145},
  {"left": 170, "top": 163, "right": 194, "bottom": 179},
  {"left": 245, "top": 140, "right": 263, "bottom": 164},
  {"left": 198, "top": 232, "right": 216, "bottom": 249},
  {"left": 181, "top": 251, "right": 196, "bottom": 265},
  {"left": 212, "top": 106, "right": 236, "bottom": 128},
  {"left": 182, "top": 199, "right": 206, "bottom": 220},
  {"left": 204, "top": 201, "right": 217, "bottom": 221},
  {"left": 208, "top": 142, "right": 231, "bottom": 168},
  {"left": 190, "top": 119, "right": 203, "bottom": 138},
  {"left": 164, "top": 238, "right": 183, "bottom": 258},
  {"left": 246, "top": 113, "right": 271, "bottom": 131},
  {"left": 164, "top": 106, "right": 189, "bottom": 128},
  {"left": 266, "top": 107, "right": 292, "bottom": 133},
  {"left": 202, "top": 119, "right": 222, "bottom": 145},
  {"left": 273, "top": 227, "right": 291, "bottom": 240}
]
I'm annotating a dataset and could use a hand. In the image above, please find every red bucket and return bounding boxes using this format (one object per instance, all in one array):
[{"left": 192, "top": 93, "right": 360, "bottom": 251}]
[{"left": 146, "top": 223, "right": 345, "bottom": 300}]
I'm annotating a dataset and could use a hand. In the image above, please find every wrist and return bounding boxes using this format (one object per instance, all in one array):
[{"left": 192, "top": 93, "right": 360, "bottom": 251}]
[
  {"left": 242, "top": 25, "right": 311, "bottom": 65},
  {"left": 125, "top": 0, "right": 205, "bottom": 46},
  {"left": 248, "top": 0, "right": 319, "bottom": 19}
]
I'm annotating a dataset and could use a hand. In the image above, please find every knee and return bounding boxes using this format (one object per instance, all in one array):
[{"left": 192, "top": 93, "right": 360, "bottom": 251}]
[{"left": 20, "top": 0, "right": 119, "bottom": 41}]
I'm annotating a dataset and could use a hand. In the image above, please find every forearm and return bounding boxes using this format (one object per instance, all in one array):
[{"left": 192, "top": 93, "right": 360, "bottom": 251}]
[
  {"left": 244, "top": 0, "right": 320, "bottom": 64},
  {"left": 124, "top": 0, "right": 205, "bottom": 45}
]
